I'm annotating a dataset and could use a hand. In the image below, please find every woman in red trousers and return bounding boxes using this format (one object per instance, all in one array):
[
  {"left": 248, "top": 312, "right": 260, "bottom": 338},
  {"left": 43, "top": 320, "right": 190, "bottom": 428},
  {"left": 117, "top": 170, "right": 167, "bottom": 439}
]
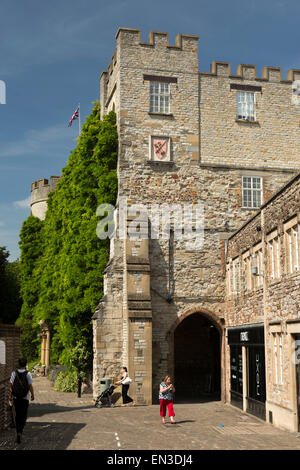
[{"left": 159, "top": 375, "right": 176, "bottom": 424}]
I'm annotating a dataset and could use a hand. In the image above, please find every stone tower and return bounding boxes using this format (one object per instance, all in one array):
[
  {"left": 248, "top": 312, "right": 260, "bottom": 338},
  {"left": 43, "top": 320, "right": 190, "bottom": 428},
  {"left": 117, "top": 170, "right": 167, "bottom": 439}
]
[
  {"left": 93, "top": 28, "right": 300, "bottom": 405},
  {"left": 30, "top": 176, "right": 60, "bottom": 220}
]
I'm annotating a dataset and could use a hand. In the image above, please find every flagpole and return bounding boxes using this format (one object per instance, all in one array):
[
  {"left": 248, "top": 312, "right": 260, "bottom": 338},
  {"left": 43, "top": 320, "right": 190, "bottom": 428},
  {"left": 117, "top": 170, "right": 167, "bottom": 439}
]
[{"left": 78, "top": 103, "right": 81, "bottom": 136}]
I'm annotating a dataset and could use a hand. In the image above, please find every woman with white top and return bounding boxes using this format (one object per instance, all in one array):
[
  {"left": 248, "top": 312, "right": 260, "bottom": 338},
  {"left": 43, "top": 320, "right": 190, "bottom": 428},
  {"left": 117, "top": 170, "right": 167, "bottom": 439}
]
[{"left": 116, "top": 366, "right": 135, "bottom": 406}]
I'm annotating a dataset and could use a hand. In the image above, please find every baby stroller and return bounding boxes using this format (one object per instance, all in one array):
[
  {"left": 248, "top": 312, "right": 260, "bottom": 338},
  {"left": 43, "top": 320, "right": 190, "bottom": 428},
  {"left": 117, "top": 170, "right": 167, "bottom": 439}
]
[{"left": 95, "top": 384, "right": 116, "bottom": 408}]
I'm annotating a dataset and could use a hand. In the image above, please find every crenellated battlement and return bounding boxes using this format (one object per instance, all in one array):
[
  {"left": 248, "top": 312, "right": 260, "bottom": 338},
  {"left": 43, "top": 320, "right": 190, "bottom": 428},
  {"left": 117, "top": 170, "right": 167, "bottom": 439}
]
[
  {"left": 115, "top": 27, "right": 199, "bottom": 51},
  {"left": 31, "top": 178, "right": 48, "bottom": 192},
  {"left": 31, "top": 175, "right": 60, "bottom": 193},
  {"left": 201, "top": 61, "right": 300, "bottom": 83}
]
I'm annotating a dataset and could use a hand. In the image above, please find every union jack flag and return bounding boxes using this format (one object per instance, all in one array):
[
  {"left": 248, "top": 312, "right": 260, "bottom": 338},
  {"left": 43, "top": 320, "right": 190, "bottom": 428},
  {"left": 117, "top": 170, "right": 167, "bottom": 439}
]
[{"left": 68, "top": 106, "right": 79, "bottom": 127}]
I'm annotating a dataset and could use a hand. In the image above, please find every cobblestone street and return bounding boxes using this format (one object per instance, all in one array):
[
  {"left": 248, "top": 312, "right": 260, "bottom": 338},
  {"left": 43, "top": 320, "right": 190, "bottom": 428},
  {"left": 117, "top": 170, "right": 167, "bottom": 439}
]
[{"left": 1, "top": 376, "right": 300, "bottom": 451}]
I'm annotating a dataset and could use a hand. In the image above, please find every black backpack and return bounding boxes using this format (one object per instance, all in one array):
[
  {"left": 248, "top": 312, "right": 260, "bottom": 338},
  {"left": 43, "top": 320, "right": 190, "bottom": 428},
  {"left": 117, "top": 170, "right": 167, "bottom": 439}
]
[{"left": 12, "top": 370, "right": 29, "bottom": 399}]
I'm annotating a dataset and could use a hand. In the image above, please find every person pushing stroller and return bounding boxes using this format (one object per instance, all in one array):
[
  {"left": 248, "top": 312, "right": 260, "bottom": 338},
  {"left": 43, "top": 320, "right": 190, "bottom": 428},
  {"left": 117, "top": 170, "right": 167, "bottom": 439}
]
[{"left": 115, "top": 367, "right": 135, "bottom": 407}]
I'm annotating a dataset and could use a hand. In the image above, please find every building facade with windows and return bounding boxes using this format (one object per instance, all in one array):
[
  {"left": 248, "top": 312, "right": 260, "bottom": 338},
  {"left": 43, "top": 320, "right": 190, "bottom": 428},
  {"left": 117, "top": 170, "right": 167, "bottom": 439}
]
[
  {"left": 226, "top": 172, "right": 300, "bottom": 432},
  {"left": 92, "top": 28, "right": 300, "bottom": 411}
]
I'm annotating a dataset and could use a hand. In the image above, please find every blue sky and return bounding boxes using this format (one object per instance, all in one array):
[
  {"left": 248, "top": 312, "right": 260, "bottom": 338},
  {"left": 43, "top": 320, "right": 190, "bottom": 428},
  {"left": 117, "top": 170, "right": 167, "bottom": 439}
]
[{"left": 0, "top": 0, "right": 299, "bottom": 260}]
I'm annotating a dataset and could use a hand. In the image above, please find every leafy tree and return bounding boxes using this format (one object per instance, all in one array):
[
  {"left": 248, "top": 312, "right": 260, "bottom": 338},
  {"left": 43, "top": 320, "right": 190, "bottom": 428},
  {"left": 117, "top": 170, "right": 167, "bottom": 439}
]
[
  {"left": 69, "top": 339, "right": 92, "bottom": 397},
  {"left": 18, "top": 104, "right": 118, "bottom": 366},
  {"left": 17, "top": 216, "right": 44, "bottom": 358},
  {"left": 0, "top": 247, "right": 22, "bottom": 324}
]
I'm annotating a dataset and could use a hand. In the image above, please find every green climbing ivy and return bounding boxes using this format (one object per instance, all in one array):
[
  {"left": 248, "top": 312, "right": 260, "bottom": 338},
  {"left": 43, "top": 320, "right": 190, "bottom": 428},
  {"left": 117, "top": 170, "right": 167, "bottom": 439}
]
[{"left": 18, "top": 103, "right": 118, "bottom": 365}]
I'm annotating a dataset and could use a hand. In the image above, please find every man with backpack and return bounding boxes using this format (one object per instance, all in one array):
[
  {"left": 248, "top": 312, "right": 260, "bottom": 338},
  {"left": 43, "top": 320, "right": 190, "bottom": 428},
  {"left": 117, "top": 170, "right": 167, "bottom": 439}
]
[{"left": 9, "top": 358, "right": 34, "bottom": 444}]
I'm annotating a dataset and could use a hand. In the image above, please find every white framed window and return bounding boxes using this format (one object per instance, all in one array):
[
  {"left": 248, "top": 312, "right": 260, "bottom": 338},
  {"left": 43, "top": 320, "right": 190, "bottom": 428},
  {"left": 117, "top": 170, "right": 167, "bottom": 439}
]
[
  {"left": 232, "top": 259, "right": 240, "bottom": 294},
  {"left": 276, "top": 237, "right": 280, "bottom": 278},
  {"left": 273, "top": 332, "right": 284, "bottom": 385},
  {"left": 150, "top": 82, "right": 170, "bottom": 114},
  {"left": 236, "top": 91, "right": 256, "bottom": 121},
  {"left": 258, "top": 249, "right": 263, "bottom": 287},
  {"left": 268, "top": 234, "right": 281, "bottom": 280},
  {"left": 242, "top": 253, "right": 252, "bottom": 291},
  {"left": 252, "top": 245, "right": 263, "bottom": 288},
  {"left": 242, "top": 176, "right": 262, "bottom": 208},
  {"left": 279, "top": 334, "right": 283, "bottom": 385},
  {"left": 273, "top": 334, "right": 278, "bottom": 385},
  {"left": 285, "top": 220, "right": 300, "bottom": 274},
  {"left": 294, "top": 226, "right": 299, "bottom": 271},
  {"left": 269, "top": 241, "right": 274, "bottom": 279},
  {"left": 289, "top": 230, "right": 293, "bottom": 273}
]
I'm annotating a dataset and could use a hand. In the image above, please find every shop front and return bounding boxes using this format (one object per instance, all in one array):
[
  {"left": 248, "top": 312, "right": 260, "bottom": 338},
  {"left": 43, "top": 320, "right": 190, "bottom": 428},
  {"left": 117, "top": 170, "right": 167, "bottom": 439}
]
[{"left": 228, "top": 324, "right": 266, "bottom": 421}]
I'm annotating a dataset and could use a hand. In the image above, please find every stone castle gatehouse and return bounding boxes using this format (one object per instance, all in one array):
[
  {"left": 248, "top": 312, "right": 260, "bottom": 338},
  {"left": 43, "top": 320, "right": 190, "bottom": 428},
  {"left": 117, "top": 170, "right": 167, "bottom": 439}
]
[{"left": 92, "top": 27, "right": 300, "bottom": 407}]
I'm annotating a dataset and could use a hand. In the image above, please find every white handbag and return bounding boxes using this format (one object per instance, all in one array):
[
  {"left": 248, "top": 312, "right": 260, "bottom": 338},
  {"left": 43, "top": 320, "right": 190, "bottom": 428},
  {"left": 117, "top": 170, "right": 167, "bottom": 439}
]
[{"left": 122, "top": 377, "right": 132, "bottom": 384}]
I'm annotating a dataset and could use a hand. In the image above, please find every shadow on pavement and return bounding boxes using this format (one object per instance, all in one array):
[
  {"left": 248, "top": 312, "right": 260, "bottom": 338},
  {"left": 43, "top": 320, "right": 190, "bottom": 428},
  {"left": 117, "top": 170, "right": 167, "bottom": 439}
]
[
  {"left": 0, "top": 421, "right": 86, "bottom": 450},
  {"left": 171, "top": 420, "right": 196, "bottom": 424},
  {"left": 174, "top": 395, "right": 221, "bottom": 404},
  {"left": 29, "top": 403, "right": 95, "bottom": 418}
]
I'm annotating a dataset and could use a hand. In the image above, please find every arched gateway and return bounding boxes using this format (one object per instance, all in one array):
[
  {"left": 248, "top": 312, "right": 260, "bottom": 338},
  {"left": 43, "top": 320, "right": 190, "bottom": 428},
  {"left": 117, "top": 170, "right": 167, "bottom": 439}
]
[{"left": 167, "top": 308, "right": 225, "bottom": 403}]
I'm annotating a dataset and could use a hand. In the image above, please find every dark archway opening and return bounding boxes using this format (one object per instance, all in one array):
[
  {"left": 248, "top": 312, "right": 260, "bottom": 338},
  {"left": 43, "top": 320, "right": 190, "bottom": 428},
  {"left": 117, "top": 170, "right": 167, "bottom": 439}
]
[{"left": 174, "top": 313, "right": 221, "bottom": 403}]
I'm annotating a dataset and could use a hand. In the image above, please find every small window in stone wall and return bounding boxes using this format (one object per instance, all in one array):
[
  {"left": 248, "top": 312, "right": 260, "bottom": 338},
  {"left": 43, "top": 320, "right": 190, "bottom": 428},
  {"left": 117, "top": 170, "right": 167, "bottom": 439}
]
[
  {"left": 284, "top": 220, "right": 299, "bottom": 274},
  {"left": 150, "top": 82, "right": 170, "bottom": 114},
  {"left": 228, "top": 258, "right": 241, "bottom": 295},
  {"left": 236, "top": 91, "right": 256, "bottom": 121},
  {"left": 242, "top": 254, "right": 252, "bottom": 291},
  {"left": 268, "top": 235, "right": 281, "bottom": 280},
  {"left": 242, "top": 176, "right": 262, "bottom": 208},
  {"left": 272, "top": 333, "right": 283, "bottom": 386},
  {"left": 252, "top": 246, "right": 263, "bottom": 288},
  {"left": 232, "top": 259, "right": 241, "bottom": 294}
]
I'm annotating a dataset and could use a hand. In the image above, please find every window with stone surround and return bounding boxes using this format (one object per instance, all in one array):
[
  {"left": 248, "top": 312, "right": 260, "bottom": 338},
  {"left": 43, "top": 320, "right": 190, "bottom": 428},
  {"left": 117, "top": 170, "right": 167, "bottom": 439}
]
[
  {"left": 227, "top": 260, "right": 240, "bottom": 296},
  {"left": 242, "top": 176, "right": 262, "bottom": 208},
  {"left": 232, "top": 258, "right": 241, "bottom": 294},
  {"left": 252, "top": 243, "right": 263, "bottom": 288},
  {"left": 284, "top": 217, "right": 299, "bottom": 274},
  {"left": 150, "top": 82, "right": 170, "bottom": 114},
  {"left": 236, "top": 91, "right": 256, "bottom": 121},
  {"left": 242, "top": 252, "right": 252, "bottom": 291},
  {"left": 272, "top": 333, "right": 283, "bottom": 385},
  {"left": 267, "top": 231, "right": 281, "bottom": 280}
]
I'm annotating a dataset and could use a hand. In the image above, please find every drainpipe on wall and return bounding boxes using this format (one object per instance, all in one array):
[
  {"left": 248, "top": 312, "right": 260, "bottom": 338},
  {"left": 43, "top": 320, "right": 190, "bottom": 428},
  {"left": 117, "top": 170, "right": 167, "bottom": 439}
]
[{"left": 262, "top": 208, "right": 269, "bottom": 421}]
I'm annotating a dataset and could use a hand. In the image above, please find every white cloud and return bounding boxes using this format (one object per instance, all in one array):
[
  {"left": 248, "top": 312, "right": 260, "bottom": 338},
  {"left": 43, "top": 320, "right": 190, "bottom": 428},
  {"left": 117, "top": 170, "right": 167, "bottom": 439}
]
[
  {"left": 0, "top": 221, "right": 5, "bottom": 227},
  {"left": 13, "top": 196, "right": 31, "bottom": 209},
  {"left": 0, "top": 124, "right": 74, "bottom": 158}
]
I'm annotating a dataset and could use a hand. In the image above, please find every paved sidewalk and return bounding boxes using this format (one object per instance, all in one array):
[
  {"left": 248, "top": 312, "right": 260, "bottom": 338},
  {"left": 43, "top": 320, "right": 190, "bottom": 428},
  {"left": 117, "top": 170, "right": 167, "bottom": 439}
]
[{"left": 1, "top": 376, "right": 300, "bottom": 450}]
